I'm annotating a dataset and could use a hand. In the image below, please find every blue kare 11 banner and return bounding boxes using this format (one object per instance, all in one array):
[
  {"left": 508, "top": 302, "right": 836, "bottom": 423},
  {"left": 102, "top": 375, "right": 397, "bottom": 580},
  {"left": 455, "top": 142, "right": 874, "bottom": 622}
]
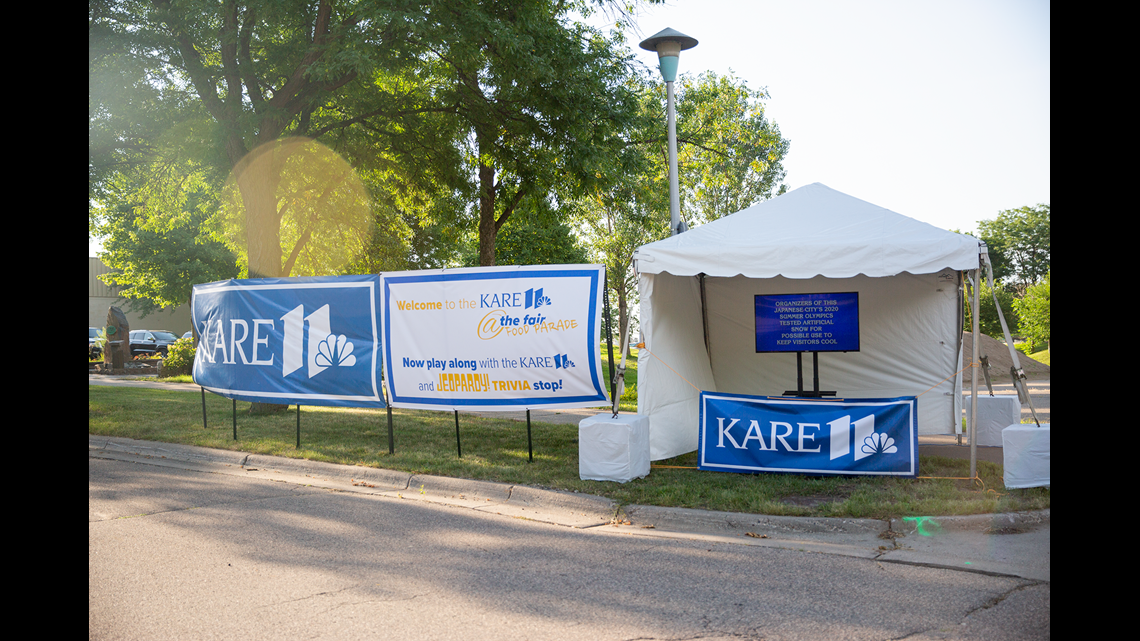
[
  {"left": 699, "top": 392, "right": 917, "bottom": 477},
  {"left": 192, "top": 275, "right": 385, "bottom": 408}
]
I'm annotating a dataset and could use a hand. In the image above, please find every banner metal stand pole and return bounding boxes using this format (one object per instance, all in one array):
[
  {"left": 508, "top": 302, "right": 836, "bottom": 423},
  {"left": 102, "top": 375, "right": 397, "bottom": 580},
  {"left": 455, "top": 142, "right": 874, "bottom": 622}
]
[
  {"left": 232, "top": 399, "right": 237, "bottom": 440},
  {"left": 454, "top": 410, "right": 462, "bottom": 458},
  {"left": 383, "top": 376, "right": 394, "bottom": 454},
  {"left": 526, "top": 409, "right": 533, "bottom": 462},
  {"left": 387, "top": 405, "right": 394, "bottom": 454},
  {"left": 296, "top": 404, "right": 301, "bottom": 449},
  {"left": 201, "top": 387, "right": 207, "bottom": 429}
]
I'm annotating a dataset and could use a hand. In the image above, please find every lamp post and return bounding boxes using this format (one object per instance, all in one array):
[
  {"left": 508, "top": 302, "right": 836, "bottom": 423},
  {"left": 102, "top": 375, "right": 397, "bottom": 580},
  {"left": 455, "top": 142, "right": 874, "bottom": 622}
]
[{"left": 640, "top": 28, "right": 698, "bottom": 236}]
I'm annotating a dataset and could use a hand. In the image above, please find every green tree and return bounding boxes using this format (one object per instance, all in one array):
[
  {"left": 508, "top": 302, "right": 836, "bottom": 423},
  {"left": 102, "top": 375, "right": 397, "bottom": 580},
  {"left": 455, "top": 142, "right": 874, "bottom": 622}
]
[
  {"left": 403, "top": 1, "right": 646, "bottom": 266},
  {"left": 976, "top": 204, "right": 1050, "bottom": 295},
  {"left": 674, "top": 72, "right": 790, "bottom": 225},
  {"left": 90, "top": 0, "right": 655, "bottom": 278},
  {"left": 1014, "top": 273, "right": 1050, "bottom": 352},
  {"left": 461, "top": 194, "right": 589, "bottom": 267},
  {"left": 575, "top": 70, "right": 789, "bottom": 344},
  {"left": 964, "top": 279, "right": 1020, "bottom": 341},
  {"left": 94, "top": 166, "right": 240, "bottom": 316}
]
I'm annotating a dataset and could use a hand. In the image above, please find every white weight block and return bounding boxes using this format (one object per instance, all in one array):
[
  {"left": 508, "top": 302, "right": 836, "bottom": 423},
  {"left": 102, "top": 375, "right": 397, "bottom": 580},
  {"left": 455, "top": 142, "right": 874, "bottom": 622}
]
[
  {"left": 965, "top": 394, "right": 1022, "bottom": 447},
  {"left": 1003, "top": 423, "right": 1050, "bottom": 488},
  {"left": 579, "top": 413, "right": 650, "bottom": 483}
]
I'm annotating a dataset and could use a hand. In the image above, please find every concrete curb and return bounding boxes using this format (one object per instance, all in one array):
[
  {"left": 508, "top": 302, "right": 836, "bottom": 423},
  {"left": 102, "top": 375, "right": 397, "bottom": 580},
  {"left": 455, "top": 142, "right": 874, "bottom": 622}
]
[
  {"left": 890, "top": 509, "right": 1050, "bottom": 534},
  {"left": 89, "top": 435, "right": 617, "bottom": 528},
  {"left": 622, "top": 504, "right": 888, "bottom": 536},
  {"left": 89, "top": 435, "right": 1048, "bottom": 534}
]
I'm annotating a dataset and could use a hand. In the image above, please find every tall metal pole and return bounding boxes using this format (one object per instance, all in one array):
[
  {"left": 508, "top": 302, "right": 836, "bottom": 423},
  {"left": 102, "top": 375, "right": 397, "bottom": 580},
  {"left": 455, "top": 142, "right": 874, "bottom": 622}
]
[
  {"left": 667, "top": 79, "right": 681, "bottom": 236},
  {"left": 639, "top": 28, "right": 697, "bottom": 237}
]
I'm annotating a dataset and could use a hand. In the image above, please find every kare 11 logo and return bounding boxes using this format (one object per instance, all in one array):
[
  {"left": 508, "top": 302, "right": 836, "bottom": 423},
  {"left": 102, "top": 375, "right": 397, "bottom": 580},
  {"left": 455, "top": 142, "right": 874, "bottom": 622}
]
[
  {"left": 479, "top": 286, "right": 552, "bottom": 310},
  {"left": 699, "top": 393, "right": 917, "bottom": 477},
  {"left": 476, "top": 285, "right": 557, "bottom": 340}
]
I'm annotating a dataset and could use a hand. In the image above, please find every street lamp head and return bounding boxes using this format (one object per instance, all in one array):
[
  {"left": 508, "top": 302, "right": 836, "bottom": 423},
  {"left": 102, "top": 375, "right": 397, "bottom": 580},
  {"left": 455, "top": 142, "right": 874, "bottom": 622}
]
[{"left": 639, "top": 27, "right": 698, "bottom": 83}]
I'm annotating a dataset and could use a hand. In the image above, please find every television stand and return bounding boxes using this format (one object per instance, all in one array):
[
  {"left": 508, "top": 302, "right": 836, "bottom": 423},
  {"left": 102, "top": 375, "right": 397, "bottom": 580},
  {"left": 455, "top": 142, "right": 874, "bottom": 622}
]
[{"left": 783, "top": 351, "right": 836, "bottom": 398}]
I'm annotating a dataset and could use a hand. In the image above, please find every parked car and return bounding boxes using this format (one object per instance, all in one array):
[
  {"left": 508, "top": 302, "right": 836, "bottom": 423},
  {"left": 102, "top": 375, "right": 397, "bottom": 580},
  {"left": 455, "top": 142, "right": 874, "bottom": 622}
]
[
  {"left": 90, "top": 327, "right": 103, "bottom": 359},
  {"left": 128, "top": 330, "right": 181, "bottom": 357}
]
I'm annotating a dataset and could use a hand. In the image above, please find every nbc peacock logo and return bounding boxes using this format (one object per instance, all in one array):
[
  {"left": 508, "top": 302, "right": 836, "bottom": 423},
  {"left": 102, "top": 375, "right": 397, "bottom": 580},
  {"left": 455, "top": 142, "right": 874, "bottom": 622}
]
[
  {"left": 281, "top": 304, "right": 357, "bottom": 379},
  {"left": 827, "top": 414, "right": 897, "bottom": 461}
]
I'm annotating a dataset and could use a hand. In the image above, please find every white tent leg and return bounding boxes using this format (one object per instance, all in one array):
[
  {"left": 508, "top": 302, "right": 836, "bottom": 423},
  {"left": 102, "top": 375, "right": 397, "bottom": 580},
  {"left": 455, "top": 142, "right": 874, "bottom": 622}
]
[{"left": 970, "top": 269, "right": 979, "bottom": 479}]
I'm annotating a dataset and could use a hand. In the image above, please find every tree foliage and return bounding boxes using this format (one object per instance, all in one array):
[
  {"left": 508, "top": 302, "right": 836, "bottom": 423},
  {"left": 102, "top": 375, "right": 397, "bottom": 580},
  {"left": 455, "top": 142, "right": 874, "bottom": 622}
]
[
  {"left": 1014, "top": 273, "right": 1050, "bottom": 352},
  {"left": 461, "top": 195, "right": 589, "bottom": 267},
  {"left": 964, "top": 279, "right": 1020, "bottom": 342},
  {"left": 89, "top": 0, "right": 652, "bottom": 281},
  {"left": 575, "top": 70, "right": 789, "bottom": 344},
  {"left": 94, "top": 164, "right": 240, "bottom": 315},
  {"left": 977, "top": 204, "right": 1049, "bottom": 295},
  {"left": 673, "top": 72, "right": 790, "bottom": 225}
]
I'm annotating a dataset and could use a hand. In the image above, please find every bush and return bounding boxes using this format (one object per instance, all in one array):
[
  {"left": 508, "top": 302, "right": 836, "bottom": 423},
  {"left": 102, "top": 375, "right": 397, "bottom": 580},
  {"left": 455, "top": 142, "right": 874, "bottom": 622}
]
[{"left": 161, "top": 337, "right": 195, "bottom": 377}]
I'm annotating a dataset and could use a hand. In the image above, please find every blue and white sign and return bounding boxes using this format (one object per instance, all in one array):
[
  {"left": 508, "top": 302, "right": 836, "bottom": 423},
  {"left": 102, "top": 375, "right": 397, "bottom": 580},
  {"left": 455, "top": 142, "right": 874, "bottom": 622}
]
[
  {"left": 192, "top": 276, "right": 385, "bottom": 408},
  {"left": 699, "top": 392, "right": 917, "bottom": 477},
  {"left": 755, "top": 292, "right": 860, "bottom": 352},
  {"left": 381, "top": 265, "right": 609, "bottom": 411}
]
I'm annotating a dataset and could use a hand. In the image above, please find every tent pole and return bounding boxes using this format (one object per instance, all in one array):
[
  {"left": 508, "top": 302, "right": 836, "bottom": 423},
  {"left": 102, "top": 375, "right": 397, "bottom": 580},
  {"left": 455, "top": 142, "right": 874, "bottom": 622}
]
[
  {"left": 970, "top": 269, "right": 979, "bottom": 479},
  {"left": 957, "top": 272, "right": 966, "bottom": 446},
  {"left": 604, "top": 270, "right": 616, "bottom": 404},
  {"left": 699, "top": 273, "right": 710, "bottom": 356}
]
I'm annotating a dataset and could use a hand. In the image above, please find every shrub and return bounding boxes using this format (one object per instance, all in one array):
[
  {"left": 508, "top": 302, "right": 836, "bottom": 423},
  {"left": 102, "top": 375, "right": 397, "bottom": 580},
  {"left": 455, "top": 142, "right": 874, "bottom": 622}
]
[{"left": 161, "top": 337, "right": 195, "bottom": 377}]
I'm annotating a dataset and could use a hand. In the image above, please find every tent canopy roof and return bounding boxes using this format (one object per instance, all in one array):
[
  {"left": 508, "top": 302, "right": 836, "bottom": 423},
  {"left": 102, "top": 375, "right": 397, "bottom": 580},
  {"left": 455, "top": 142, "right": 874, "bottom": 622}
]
[{"left": 634, "top": 183, "right": 980, "bottom": 279}]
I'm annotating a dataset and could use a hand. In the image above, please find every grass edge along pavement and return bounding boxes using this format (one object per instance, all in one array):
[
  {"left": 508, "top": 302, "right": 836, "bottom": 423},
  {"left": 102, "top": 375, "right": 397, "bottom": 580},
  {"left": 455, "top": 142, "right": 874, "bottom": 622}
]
[{"left": 89, "top": 383, "right": 1049, "bottom": 520}]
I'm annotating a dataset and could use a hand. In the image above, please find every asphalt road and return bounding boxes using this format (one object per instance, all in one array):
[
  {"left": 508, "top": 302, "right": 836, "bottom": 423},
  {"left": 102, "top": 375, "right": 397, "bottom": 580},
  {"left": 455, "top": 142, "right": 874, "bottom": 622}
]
[{"left": 90, "top": 441, "right": 1049, "bottom": 640}]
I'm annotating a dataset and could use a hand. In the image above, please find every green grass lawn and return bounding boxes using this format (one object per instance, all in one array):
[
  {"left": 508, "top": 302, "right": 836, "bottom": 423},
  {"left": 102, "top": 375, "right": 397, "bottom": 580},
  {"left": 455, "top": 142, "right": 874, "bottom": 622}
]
[{"left": 90, "top": 381, "right": 1048, "bottom": 520}]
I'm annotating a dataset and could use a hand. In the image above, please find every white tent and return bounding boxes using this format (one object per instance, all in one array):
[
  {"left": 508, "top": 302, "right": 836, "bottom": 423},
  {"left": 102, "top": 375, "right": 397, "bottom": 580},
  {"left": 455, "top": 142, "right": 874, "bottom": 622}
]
[{"left": 633, "top": 182, "right": 982, "bottom": 460}]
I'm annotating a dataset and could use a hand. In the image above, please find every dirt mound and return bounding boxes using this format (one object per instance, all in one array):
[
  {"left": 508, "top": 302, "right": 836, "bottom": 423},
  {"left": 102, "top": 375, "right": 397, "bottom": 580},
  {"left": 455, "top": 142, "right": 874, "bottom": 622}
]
[{"left": 960, "top": 332, "right": 1049, "bottom": 382}]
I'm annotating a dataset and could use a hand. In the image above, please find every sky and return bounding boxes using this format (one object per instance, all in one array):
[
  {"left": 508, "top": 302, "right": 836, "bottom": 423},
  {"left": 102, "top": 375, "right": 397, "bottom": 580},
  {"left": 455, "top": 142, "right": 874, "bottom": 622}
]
[
  {"left": 611, "top": 0, "right": 1050, "bottom": 235},
  {"left": 90, "top": 0, "right": 1048, "bottom": 257}
]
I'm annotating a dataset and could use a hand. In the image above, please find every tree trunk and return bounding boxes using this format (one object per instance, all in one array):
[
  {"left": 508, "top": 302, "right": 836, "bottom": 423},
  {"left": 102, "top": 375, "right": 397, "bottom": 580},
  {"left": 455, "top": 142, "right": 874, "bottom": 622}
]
[
  {"left": 234, "top": 142, "right": 288, "bottom": 413},
  {"left": 235, "top": 144, "right": 284, "bottom": 279},
  {"left": 478, "top": 160, "right": 497, "bottom": 266}
]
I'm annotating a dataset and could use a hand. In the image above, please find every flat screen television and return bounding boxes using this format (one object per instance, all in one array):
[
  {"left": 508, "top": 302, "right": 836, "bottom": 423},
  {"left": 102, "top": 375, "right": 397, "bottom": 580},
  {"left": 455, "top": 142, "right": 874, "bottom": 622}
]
[{"left": 755, "top": 292, "right": 859, "bottom": 353}]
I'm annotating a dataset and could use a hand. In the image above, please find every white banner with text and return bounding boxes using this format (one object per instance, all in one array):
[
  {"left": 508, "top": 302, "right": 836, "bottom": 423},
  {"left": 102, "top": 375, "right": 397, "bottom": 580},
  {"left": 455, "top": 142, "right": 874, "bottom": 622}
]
[{"left": 380, "top": 265, "right": 609, "bottom": 411}]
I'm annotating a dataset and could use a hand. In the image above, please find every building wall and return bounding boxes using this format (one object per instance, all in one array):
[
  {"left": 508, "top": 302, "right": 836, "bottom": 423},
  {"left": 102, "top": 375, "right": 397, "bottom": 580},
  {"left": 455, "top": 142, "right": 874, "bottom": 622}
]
[{"left": 89, "top": 257, "right": 193, "bottom": 334}]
